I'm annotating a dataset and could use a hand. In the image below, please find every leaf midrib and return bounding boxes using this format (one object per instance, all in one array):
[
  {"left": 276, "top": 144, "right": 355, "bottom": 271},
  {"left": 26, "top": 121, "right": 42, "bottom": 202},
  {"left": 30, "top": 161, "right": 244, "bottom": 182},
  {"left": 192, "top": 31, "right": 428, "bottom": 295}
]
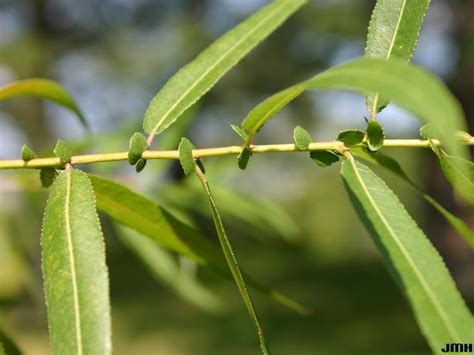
[
  {"left": 149, "top": 0, "right": 288, "bottom": 135},
  {"left": 370, "top": 0, "right": 407, "bottom": 115},
  {"left": 348, "top": 158, "right": 462, "bottom": 343},
  {"left": 65, "top": 171, "right": 83, "bottom": 355}
]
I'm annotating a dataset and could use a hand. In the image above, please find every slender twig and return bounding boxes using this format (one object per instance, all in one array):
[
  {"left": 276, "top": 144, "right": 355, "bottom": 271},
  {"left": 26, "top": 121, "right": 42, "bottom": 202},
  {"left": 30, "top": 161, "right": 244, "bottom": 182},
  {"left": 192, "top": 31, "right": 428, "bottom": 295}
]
[{"left": 0, "top": 138, "right": 472, "bottom": 170}]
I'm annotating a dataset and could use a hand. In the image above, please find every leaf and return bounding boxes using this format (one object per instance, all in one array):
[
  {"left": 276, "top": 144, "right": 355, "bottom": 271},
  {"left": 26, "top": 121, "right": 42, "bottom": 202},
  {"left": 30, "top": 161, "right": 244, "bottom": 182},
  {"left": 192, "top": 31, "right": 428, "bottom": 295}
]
[
  {"left": 118, "top": 227, "right": 224, "bottom": 313},
  {"left": 196, "top": 159, "right": 206, "bottom": 174},
  {"left": 238, "top": 147, "right": 252, "bottom": 170},
  {"left": 293, "top": 125, "right": 313, "bottom": 150},
  {"left": 135, "top": 158, "right": 147, "bottom": 173},
  {"left": 143, "top": 0, "right": 307, "bottom": 138},
  {"left": 365, "top": 0, "right": 431, "bottom": 115},
  {"left": 21, "top": 144, "right": 37, "bottom": 161},
  {"left": 241, "top": 58, "right": 469, "bottom": 165},
  {"left": 231, "top": 124, "right": 249, "bottom": 142},
  {"left": 341, "top": 158, "right": 473, "bottom": 351},
  {"left": 178, "top": 137, "right": 196, "bottom": 175},
  {"left": 241, "top": 84, "right": 305, "bottom": 132},
  {"left": 88, "top": 174, "right": 308, "bottom": 314},
  {"left": 40, "top": 168, "right": 58, "bottom": 188},
  {"left": 0, "top": 329, "right": 21, "bottom": 355},
  {"left": 0, "top": 79, "right": 87, "bottom": 128},
  {"left": 310, "top": 151, "right": 339, "bottom": 167},
  {"left": 53, "top": 140, "right": 72, "bottom": 164},
  {"left": 366, "top": 120, "right": 384, "bottom": 151},
  {"left": 423, "top": 195, "right": 474, "bottom": 249},
  {"left": 351, "top": 148, "right": 474, "bottom": 250},
  {"left": 336, "top": 129, "right": 365, "bottom": 147},
  {"left": 194, "top": 167, "right": 269, "bottom": 355},
  {"left": 41, "top": 169, "right": 111, "bottom": 355},
  {"left": 128, "top": 132, "right": 148, "bottom": 166}
]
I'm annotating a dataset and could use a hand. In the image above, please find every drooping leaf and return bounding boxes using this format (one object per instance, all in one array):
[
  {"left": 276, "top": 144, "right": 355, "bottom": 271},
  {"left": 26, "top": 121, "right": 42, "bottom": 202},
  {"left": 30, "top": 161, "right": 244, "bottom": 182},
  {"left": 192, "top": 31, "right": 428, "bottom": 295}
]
[
  {"left": 241, "top": 58, "right": 468, "bottom": 164},
  {"left": 310, "top": 150, "right": 339, "bottom": 167},
  {"left": 231, "top": 124, "right": 249, "bottom": 142},
  {"left": 41, "top": 169, "right": 111, "bottom": 355},
  {"left": 143, "top": 0, "right": 307, "bottom": 138},
  {"left": 39, "top": 168, "right": 58, "bottom": 188},
  {"left": 293, "top": 125, "right": 313, "bottom": 150},
  {"left": 351, "top": 147, "right": 474, "bottom": 249},
  {"left": 366, "top": 120, "right": 384, "bottom": 151},
  {"left": 238, "top": 147, "right": 253, "bottom": 170},
  {"left": 336, "top": 129, "right": 365, "bottom": 147},
  {"left": 21, "top": 144, "right": 37, "bottom": 161},
  {"left": 88, "top": 174, "right": 307, "bottom": 314},
  {"left": 194, "top": 167, "right": 269, "bottom": 355},
  {"left": 0, "top": 329, "right": 21, "bottom": 355},
  {"left": 341, "top": 158, "right": 473, "bottom": 351},
  {"left": 178, "top": 137, "right": 196, "bottom": 175},
  {"left": 53, "top": 140, "right": 72, "bottom": 165},
  {"left": 365, "top": 0, "right": 431, "bottom": 115},
  {"left": 128, "top": 132, "right": 148, "bottom": 166},
  {"left": 0, "top": 79, "right": 87, "bottom": 128},
  {"left": 118, "top": 226, "right": 224, "bottom": 313}
]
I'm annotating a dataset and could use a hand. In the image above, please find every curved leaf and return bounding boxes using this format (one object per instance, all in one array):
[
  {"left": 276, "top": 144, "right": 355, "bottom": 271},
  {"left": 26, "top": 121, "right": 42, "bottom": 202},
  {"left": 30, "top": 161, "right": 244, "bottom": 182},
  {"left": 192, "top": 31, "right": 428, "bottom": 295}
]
[
  {"left": 0, "top": 79, "right": 87, "bottom": 128},
  {"left": 341, "top": 158, "right": 473, "bottom": 352},
  {"left": 143, "top": 0, "right": 307, "bottom": 138},
  {"left": 365, "top": 0, "right": 431, "bottom": 114},
  {"left": 241, "top": 58, "right": 468, "bottom": 165},
  {"left": 195, "top": 167, "right": 269, "bottom": 355},
  {"left": 88, "top": 174, "right": 308, "bottom": 315},
  {"left": 41, "top": 169, "right": 111, "bottom": 355}
]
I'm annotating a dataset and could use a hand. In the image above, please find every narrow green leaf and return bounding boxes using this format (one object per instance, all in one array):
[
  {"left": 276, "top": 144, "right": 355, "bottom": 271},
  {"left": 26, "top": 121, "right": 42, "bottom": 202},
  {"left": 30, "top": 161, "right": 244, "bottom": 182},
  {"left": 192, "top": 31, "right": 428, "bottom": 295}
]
[
  {"left": 310, "top": 150, "right": 339, "bottom": 167},
  {"left": 336, "top": 129, "right": 365, "bottom": 147},
  {"left": 241, "top": 58, "right": 468, "bottom": 164},
  {"left": 39, "top": 168, "right": 58, "bottom": 188},
  {"left": 128, "top": 132, "right": 148, "bottom": 166},
  {"left": 41, "top": 169, "right": 111, "bottom": 355},
  {"left": 351, "top": 148, "right": 474, "bottom": 249},
  {"left": 0, "top": 79, "right": 87, "bottom": 128},
  {"left": 195, "top": 167, "right": 269, "bottom": 355},
  {"left": 21, "top": 144, "right": 37, "bottom": 161},
  {"left": 241, "top": 84, "right": 305, "bottom": 132},
  {"left": 238, "top": 147, "right": 253, "bottom": 170},
  {"left": 118, "top": 227, "right": 224, "bottom": 313},
  {"left": 135, "top": 159, "right": 147, "bottom": 173},
  {"left": 178, "top": 137, "right": 196, "bottom": 175},
  {"left": 365, "top": 0, "right": 431, "bottom": 115},
  {"left": 366, "top": 120, "right": 384, "bottom": 151},
  {"left": 231, "top": 124, "right": 249, "bottom": 142},
  {"left": 293, "top": 125, "right": 313, "bottom": 150},
  {"left": 88, "top": 174, "right": 308, "bottom": 315},
  {"left": 0, "top": 329, "right": 21, "bottom": 355},
  {"left": 341, "top": 158, "right": 473, "bottom": 351},
  {"left": 53, "top": 140, "right": 72, "bottom": 164},
  {"left": 143, "top": 0, "right": 307, "bottom": 138}
]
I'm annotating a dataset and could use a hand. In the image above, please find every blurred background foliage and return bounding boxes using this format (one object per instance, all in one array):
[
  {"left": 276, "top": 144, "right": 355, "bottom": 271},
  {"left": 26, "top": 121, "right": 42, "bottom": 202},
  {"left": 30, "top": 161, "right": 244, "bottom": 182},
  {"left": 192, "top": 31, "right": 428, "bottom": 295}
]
[{"left": 0, "top": 0, "right": 473, "bottom": 354}]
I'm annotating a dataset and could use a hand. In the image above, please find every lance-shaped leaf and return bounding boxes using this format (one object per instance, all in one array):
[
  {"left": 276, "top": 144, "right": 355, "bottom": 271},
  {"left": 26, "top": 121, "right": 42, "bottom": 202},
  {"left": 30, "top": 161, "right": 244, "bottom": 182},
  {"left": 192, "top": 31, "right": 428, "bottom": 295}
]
[
  {"left": 341, "top": 158, "right": 473, "bottom": 351},
  {"left": 350, "top": 147, "right": 474, "bottom": 250},
  {"left": 241, "top": 58, "right": 469, "bottom": 164},
  {"left": 194, "top": 167, "right": 269, "bottom": 355},
  {"left": 41, "top": 169, "right": 111, "bottom": 355},
  {"left": 0, "top": 79, "right": 87, "bottom": 128},
  {"left": 143, "top": 0, "right": 307, "bottom": 138},
  {"left": 365, "top": 0, "right": 431, "bottom": 115},
  {"left": 88, "top": 174, "right": 308, "bottom": 315}
]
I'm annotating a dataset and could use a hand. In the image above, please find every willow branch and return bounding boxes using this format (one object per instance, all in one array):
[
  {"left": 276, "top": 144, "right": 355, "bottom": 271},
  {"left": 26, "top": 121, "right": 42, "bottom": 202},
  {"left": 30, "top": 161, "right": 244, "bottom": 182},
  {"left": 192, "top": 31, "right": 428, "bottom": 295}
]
[{"left": 0, "top": 138, "right": 473, "bottom": 170}]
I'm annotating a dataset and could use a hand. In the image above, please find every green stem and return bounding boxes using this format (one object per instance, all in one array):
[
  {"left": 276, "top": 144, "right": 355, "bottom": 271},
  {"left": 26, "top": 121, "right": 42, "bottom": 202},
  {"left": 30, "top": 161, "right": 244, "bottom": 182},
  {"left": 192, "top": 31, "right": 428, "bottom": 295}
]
[{"left": 0, "top": 138, "right": 472, "bottom": 170}]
